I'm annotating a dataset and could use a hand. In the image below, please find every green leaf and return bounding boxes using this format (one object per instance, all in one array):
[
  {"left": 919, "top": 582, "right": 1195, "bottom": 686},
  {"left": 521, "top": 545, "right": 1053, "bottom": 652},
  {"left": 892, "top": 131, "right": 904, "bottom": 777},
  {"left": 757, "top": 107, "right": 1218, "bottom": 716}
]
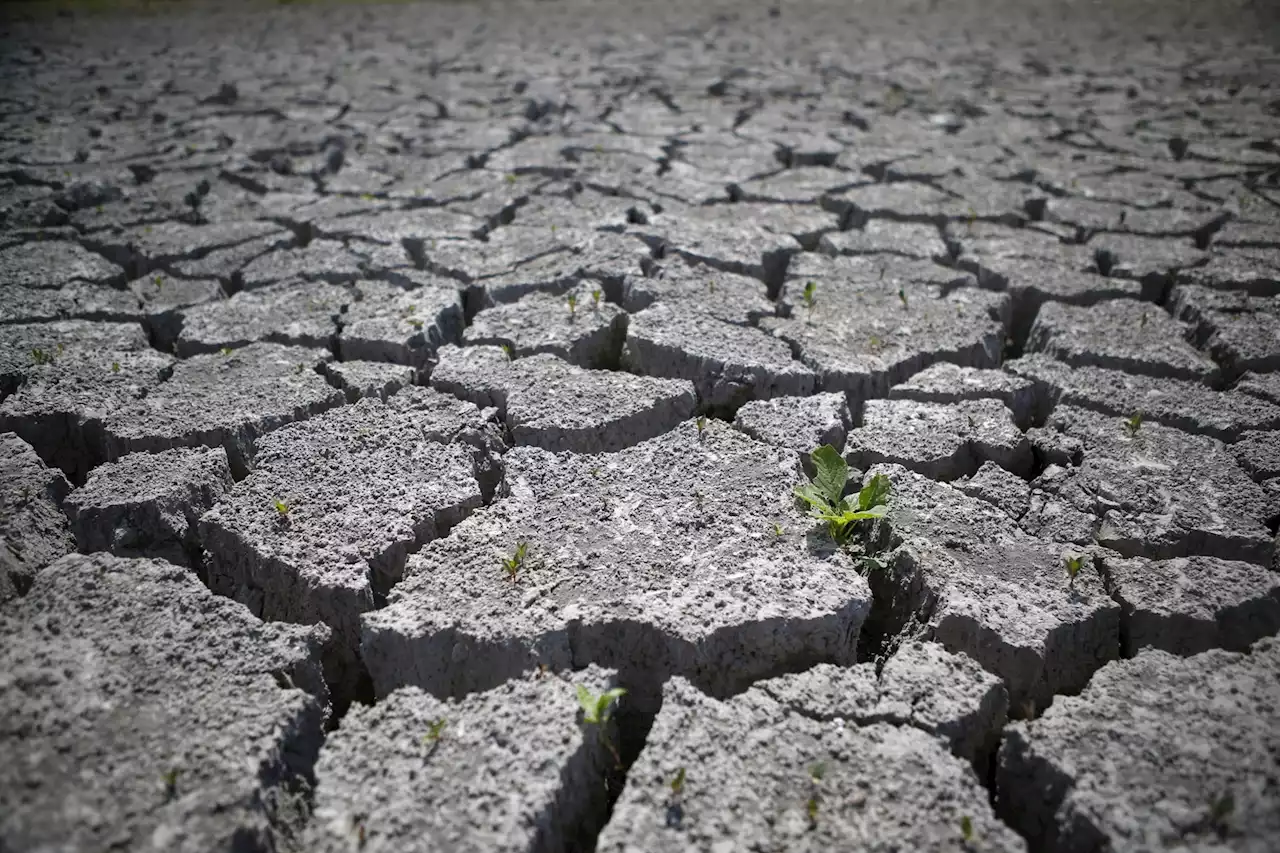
[
  {"left": 856, "top": 473, "right": 892, "bottom": 512},
  {"left": 960, "top": 815, "right": 974, "bottom": 842},
  {"left": 575, "top": 684, "right": 595, "bottom": 719},
  {"left": 793, "top": 482, "right": 832, "bottom": 513},
  {"left": 808, "top": 445, "right": 848, "bottom": 507},
  {"left": 577, "top": 684, "right": 627, "bottom": 725}
]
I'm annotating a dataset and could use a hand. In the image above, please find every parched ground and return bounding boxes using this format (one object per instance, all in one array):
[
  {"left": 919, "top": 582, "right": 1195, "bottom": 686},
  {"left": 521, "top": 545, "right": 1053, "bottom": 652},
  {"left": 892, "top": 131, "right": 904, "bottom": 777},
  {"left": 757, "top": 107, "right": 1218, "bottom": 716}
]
[{"left": 2, "top": 0, "right": 1280, "bottom": 850}]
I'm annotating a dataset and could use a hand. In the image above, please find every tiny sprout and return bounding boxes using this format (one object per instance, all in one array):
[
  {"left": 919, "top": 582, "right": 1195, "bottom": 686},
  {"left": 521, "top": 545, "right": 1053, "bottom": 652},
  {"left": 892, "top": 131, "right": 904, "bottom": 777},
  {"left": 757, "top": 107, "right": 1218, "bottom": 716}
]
[
  {"left": 153, "top": 274, "right": 163, "bottom": 288},
  {"left": 898, "top": 286, "right": 909, "bottom": 310},
  {"left": 30, "top": 347, "right": 55, "bottom": 366},
  {"left": 591, "top": 288, "right": 602, "bottom": 309},
  {"left": 802, "top": 280, "right": 817, "bottom": 316},
  {"left": 273, "top": 499, "right": 290, "bottom": 517},
  {"left": 567, "top": 293, "right": 577, "bottom": 318},
  {"left": 111, "top": 361, "right": 120, "bottom": 373},
  {"left": 576, "top": 684, "right": 627, "bottom": 725},
  {"left": 773, "top": 523, "right": 785, "bottom": 537},
  {"left": 1064, "top": 552, "right": 1085, "bottom": 585},
  {"left": 1209, "top": 789, "right": 1234, "bottom": 832},
  {"left": 806, "top": 793, "right": 820, "bottom": 827},
  {"left": 220, "top": 346, "right": 233, "bottom": 356},
  {"left": 960, "top": 815, "right": 974, "bottom": 842},
  {"left": 295, "top": 362, "right": 306, "bottom": 375},
  {"left": 695, "top": 415, "right": 706, "bottom": 435},
  {"left": 505, "top": 173, "right": 517, "bottom": 185},
  {"left": 422, "top": 718, "right": 447, "bottom": 745},
  {"left": 502, "top": 540, "right": 529, "bottom": 582},
  {"left": 408, "top": 318, "right": 424, "bottom": 330},
  {"left": 360, "top": 193, "right": 374, "bottom": 201},
  {"left": 670, "top": 767, "right": 686, "bottom": 796},
  {"left": 501, "top": 344, "right": 514, "bottom": 360},
  {"left": 808, "top": 762, "right": 826, "bottom": 783},
  {"left": 1124, "top": 411, "right": 1143, "bottom": 436},
  {"left": 162, "top": 768, "right": 180, "bottom": 801},
  {"left": 57, "top": 342, "right": 64, "bottom": 353}
]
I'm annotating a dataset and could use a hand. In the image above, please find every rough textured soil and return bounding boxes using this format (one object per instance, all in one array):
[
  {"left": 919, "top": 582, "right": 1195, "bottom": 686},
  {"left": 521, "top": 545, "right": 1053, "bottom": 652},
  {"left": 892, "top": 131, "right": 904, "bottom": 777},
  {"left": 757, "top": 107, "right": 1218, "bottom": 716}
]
[{"left": 2, "top": 0, "right": 1279, "bottom": 850}]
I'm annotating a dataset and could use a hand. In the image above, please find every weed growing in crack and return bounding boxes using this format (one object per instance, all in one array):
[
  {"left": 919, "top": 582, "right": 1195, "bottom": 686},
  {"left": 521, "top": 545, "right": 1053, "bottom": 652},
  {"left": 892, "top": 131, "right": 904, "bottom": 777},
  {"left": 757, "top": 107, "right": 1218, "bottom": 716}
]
[
  {"left": 794, "top": 446, "right": 890, "bottom": 545},
  {"left": 162, "top": 767, "right": 180, "bottom": 802},
  {"left": 501, "top": 343, "right": 514, "bottom": 361},
  {"left": 666, "top": 766, "right": 687, "bottom": 828},
  {"left": 576, "top": 684, "right": 626, "bottom": 726},
  {"left": 576, "top": 684, "right": 627, "bottom": 767},
  {"left": 1064, "top": 552, "right": 1085, "bottom": 586},
  {"left": 567, "top": 293, "right": 578, "bottom": 319},
  {"left": 1124, "top": 411, "right": 1143, "bottom": 437},
  {"left": 502, "top": 541, "right": 530, "bottom": 583},
  {"left": 220, "top": 346, "right": 233, "bottom": 357},
  {"left": 802, "top": 280, "right": 817, "bottom": 320},
  {"left": 421, "top": 717, "right": 447, "bottom": 747},
  {"left": 805, "top": 761, "right": 826, "bottom": 829}
]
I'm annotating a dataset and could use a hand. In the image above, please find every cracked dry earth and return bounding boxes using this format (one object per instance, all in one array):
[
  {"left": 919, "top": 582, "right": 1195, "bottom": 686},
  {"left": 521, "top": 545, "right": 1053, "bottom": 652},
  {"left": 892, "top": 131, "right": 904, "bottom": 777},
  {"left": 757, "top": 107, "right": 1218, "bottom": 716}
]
[{"left": 3, "top": 0, "right": 1280, "bottom": 850}]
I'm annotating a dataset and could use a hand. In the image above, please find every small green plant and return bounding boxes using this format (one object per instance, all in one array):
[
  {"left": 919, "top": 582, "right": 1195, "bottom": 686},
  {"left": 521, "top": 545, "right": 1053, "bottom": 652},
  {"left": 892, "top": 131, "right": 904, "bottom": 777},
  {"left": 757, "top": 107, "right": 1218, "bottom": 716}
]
[
  {"left": 804, "top": 762, "right": 825, "bottom": 829},
  {"left": 592, "top": 288, "right": 602, "bottom": 309},
  {"left": 670, "top": 767, "right": 686, "bottom": 796},
  {"left": 408, "top": 318, "right": 424, "bottom": 331},
  {"left": 1064, "top": 552, "right": 1085, "bottom": 586},
  {"left": 1124, "top": 411, "right": 1143, "bottom": 436},
  {"left": 695, "top": 415, "right": 706, "bottom": 435},
  {"left": 576, "top": 684, "right": 627, "bottom": 726},
  {"left": 567, "top": 293, "right": 577, "bottom": 318},
  {"left": 960, "top": 815, "right": 974, "bottom": 842},
  {"left": 294, "top": 362, "right": 306, "bottom": 375},
  {"left": 501, "top": 344, "right": 514, "bottom": 361},
  {"left": 273, "top": 499, "right": 290, "bottom": 517},
  {"left": 422, "top": 718, "right": 447, "bottom": 745},
  {"left": 31, "top": 347, "right": 55, "bottom": 365},
  {"left": 1208, "top": 789, "right": 1234, "bottom": 836},
  {"left": 505, "top": 173, "right": 518, "bottom": 185},
  {"left": 808, "top": 762, "right": 826, "bottom": 782},
  {"left": 806, "top": 792, "right": 820, "bottom": 827},
  {"left": 220, "top": 347, "right": 233, "bottom": 356},
  {"left": 153, "top": 274, "right": 164, "bottom": 289},
  {"left": 773, "top": 523, "right": 785, "bottom": 537},
  {"left": 162, "top": 767, "right": 180, "bottom": 801},
  {"left": 502, "top": 541, "right": 530, "bottom": 582},
  {"left": 794, "top": 446, "right": 890, "bottom": 545},
  {"left": 111, "top": 361, "right": 120, "bottom": 373},
  {"left": 898, "top": 286, "right": 909, "bottom": 310},
  {"left": 802, "top": 280, "right": 817, "bottom": 319}
]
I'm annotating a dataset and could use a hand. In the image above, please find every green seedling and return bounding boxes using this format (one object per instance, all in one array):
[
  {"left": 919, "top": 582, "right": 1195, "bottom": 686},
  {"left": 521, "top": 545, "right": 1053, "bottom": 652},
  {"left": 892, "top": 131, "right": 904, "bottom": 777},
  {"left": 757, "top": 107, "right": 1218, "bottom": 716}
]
[
  {"left": 773, "top": 523, "right": 785, "bottom": 537},
  {"left": 1209, "top": 789, "right": 1234, "bottom": 835},
  {"left": 898, "top": 286, "right": 909, "bottom": 310},
  {"left": 1064, "top": 552, "right": 1086, "bottom": 586},
  {"left": 360, "top": 193, "right": 374, "bottom": 201},
  {"left": 502, "top": 541, "right": 529, "bottom": 582},
  {"left": 273, "top": 499, "right": 290, "bottom": 517},
  {"left": 422, "top": 718, "right": 447, "bottom": 745},
  {"left": 576, "top": 684, "right": 627, "bottom": 726},
  {"left": 220, "top": 347, "right": 233, "bottom": 357},
  {"left": 501, "top": 344, "right": 514, "bottom": 361},
  {"left": 802, "top": 280, "right": 817, "bottom": 318},
  {"left": 670, "top": 767, "right": 686, "bottom": 796},
  {"left": 153, "top": 274, "right": 164, "bottom": 289},
  {"left": 408, "top": 318, "right": 424, "bottom": 330},
  {"left": 31, "top": 347, "right": 55, "bottom": 365},
  {"left": 567, "top": 293, "right": 577, "bottom": 318},
  {"left": 505, "top": 173, "right": 518, "bottom": 185},
  {"left": 794, "top": 446, "right": 890, "bottom": 545},
  {"left": 162, "top": 767, "right": 180, "bottom": 801},
  {"left": 111, "top": 361, "right": 120, "bottom": 373},
  {"left": 294, "top": 362, "right": 306, "bottom": 375},
  {"left": 960, "top": 815, "right": 974, "bottom": 842},
  {"left": 696, "top": 415, "right": 707, "bottom": 435},
  {"left": 1124, "top": 411, "right": 1143, "bottom": 436},
  {"left": 808, "top": 762, "right": 826, "bottom": 782},
  {"left": 592, "top": 288, "right": 602, "bottom": 309},
  {"left": 806, "top": 793, "right": 820, "bottom": 828}
]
